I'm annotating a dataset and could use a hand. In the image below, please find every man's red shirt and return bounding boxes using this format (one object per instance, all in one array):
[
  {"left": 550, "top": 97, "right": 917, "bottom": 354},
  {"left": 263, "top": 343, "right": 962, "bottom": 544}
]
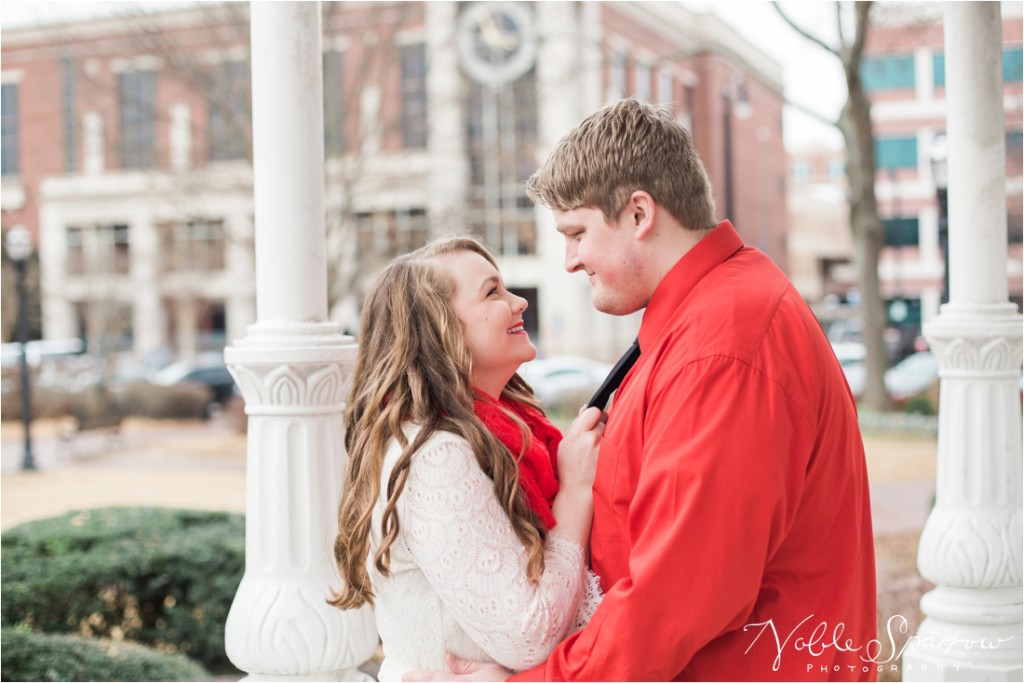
[{"left": 512, "top": 222, "right": 877, "bottom": 681}]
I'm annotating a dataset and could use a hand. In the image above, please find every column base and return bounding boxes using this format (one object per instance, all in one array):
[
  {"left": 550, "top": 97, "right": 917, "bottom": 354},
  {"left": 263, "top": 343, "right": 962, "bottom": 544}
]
[{"left": 902, "top": 587, "right": 1022, "bottom": 681}]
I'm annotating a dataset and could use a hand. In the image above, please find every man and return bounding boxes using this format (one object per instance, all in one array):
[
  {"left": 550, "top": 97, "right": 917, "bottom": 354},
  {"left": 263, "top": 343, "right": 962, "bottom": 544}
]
[{"left": 409, "top": 99, "right": 876, "bottom": 681}]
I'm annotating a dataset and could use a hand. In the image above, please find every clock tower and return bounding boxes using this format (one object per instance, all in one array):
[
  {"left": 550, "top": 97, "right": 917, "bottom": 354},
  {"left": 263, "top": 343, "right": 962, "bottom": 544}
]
[{"left": 456, "top": 2, "right": 538, "bottom": 87}]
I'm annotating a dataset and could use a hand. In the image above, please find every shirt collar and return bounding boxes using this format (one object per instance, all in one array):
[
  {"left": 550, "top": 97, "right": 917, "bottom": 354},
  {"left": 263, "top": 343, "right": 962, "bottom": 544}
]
[{"left": 638, "top": 220, "right": 744, "bottom": 352}]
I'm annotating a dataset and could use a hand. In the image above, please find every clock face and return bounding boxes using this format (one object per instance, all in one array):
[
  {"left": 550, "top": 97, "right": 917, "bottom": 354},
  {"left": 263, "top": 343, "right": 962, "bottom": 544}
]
[{"left": 456, "top": 2, "right": 538, "bottom": 87}]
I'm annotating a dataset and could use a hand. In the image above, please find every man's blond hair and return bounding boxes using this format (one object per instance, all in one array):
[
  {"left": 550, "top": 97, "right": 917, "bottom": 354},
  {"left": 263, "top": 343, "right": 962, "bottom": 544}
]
[{"left": 525, "top": 99, "right": 717, "bottom": 230}]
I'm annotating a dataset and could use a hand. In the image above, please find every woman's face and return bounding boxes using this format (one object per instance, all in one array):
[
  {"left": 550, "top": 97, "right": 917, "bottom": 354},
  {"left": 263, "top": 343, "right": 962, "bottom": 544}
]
[{"left": 431, "top": 249, "right": 536, "bottom": 396}]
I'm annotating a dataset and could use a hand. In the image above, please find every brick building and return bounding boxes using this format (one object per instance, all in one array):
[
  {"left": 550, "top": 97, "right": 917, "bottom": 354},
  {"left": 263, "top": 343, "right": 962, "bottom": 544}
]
[
  {"left": 1, "top": 2, "right": 786, "bottom": 362},
  {"left": 787, "top": 3, "right": 1022, "bottom": 344}
]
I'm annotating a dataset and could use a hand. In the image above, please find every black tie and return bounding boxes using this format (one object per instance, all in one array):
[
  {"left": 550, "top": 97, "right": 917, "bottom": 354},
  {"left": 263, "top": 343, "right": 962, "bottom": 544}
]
[{"left": 587, "top": 338, "right": 641, "bottom": 410}]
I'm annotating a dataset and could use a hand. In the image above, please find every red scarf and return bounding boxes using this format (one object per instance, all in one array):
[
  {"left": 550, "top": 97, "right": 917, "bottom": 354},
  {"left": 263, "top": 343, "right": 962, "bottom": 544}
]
[{"left": 473, "top": 391, "right": 562, "bottom": 530}]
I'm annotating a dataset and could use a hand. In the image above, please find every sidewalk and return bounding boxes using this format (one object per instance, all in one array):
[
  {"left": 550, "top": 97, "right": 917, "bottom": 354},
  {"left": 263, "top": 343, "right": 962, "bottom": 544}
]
[
  {"left": 1, "top": 416, "right": 936, "bottom": 534},
  {"left": 1, "top": 416, "right": 247, "bottom": 530}
]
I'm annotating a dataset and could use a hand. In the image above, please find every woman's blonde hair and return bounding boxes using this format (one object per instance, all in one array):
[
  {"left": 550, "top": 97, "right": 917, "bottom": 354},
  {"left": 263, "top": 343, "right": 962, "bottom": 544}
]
[{"left": 330, "top": 237, "right": 547, "bottom": 610}]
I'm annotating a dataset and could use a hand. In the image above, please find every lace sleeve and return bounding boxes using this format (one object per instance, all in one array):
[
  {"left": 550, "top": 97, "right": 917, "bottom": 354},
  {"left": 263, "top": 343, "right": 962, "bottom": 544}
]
[
  {"left": 571, "top": 569, "right": 604, "bottom": 635},
  {"left": 396, "top": 434, "right": 589, "bottom": 671}
]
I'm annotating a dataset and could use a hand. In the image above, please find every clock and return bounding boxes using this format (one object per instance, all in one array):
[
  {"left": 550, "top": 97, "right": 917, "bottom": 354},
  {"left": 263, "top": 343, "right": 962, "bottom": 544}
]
[{"left": 456, "top": 2, "right": 538, "bottom": 87}]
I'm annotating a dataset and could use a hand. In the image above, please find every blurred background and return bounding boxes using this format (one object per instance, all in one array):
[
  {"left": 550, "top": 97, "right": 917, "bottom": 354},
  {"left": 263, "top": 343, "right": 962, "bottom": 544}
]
[
  {"left": 0, "top": 2, "right": 1021, "bottom": 679},
  {"left": 0, "top": 0, "right": 1020, "bottom": 420}
]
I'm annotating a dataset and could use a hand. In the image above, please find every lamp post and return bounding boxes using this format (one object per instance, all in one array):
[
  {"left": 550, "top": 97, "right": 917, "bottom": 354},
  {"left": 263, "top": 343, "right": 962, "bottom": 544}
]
[
  {"left": 930, "top": 133, "right": 949, "bottom": 304},
  {"left": 5, "top": 225, "right": 36, "bottom": 471},
  {"left": 721, "top": 74, "right": 751, "bottom": 223}
]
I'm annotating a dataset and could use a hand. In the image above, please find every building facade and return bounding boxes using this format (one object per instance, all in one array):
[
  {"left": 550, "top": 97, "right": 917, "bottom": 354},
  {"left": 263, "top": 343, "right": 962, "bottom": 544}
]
[
  {"left": 1, "top": 1, "right": 786, "bottom": 363},
  {"left": 787, "top": 3, "right": 1023, "bottom": 347}
]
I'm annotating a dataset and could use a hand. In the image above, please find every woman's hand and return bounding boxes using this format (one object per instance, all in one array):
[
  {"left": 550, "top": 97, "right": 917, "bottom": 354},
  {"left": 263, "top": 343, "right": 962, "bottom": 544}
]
[
  {"left": 557, "top": 406, "right": 606, "bottom": 493},
  {"left": 550, "top": 406, "right": 605, "bottom": 548}
]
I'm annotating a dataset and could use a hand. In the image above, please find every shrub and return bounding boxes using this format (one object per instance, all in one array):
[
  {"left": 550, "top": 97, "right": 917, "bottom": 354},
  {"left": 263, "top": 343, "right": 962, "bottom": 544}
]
[
  {"left": 1, "top": 626, "right": 210, "bottom": 681},
  {"left": 903, "top": 395, "right": 936, "bottom": 416},
  {"left": 1, "top": 507, "right": 244, "bottom": 673},
  {"left": 115, "top": 381, "right": 212, "bottom": 420}
]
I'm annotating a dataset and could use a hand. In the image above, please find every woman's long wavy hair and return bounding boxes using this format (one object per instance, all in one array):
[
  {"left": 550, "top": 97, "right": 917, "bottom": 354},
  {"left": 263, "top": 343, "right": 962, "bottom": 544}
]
[{"left": 330, "top": 237, "right": 548, "bottom": 610}]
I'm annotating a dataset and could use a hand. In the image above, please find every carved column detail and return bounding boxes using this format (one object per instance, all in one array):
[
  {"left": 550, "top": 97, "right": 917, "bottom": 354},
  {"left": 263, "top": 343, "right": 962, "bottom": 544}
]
[
  {"left": 903, "top": 3, "right": 1023, "bottom": 680},
  {"left": 225, "top": 327, "right": 377, "bottom": 680}
]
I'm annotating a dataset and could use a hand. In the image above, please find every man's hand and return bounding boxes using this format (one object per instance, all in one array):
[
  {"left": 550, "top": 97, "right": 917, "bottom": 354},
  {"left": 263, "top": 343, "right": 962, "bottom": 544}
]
[{"left": 403, "top": 653, "right": 511, "bottom": 682}]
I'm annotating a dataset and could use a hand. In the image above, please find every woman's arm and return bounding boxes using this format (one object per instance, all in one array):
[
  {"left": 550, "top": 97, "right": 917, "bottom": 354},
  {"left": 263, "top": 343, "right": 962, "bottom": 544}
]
[{"left": 395, "top": 419, "right": 599, "bottom": 672}]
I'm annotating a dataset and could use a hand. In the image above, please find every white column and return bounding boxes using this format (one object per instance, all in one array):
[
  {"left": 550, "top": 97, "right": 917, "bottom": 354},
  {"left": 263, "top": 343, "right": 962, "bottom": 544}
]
[
  {"left": 425, "top": 1, "right": 468, "bottom": 236},
  {"left": 130, "top": 211, "right": 164, "bottom": 356},
  {"left": 903, "top": 3, "right": 1023, "bottom": 680},
  {"left": 534, "top": 1, "right": 590, "bottom": 358},
  {"left": 83, "top": 111, "right": 104, "bottom": 175},
  {"left": 224, "top": 3, "right": 377, "bottom": 680},
  {"left": 169, "top": 102, "right": 192, "bottom": 172}
]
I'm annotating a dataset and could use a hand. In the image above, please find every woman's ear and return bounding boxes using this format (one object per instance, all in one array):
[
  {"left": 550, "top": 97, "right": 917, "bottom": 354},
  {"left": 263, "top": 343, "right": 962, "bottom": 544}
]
[{"left": 629, "top": 191, "right": 656, "bottom": 240}]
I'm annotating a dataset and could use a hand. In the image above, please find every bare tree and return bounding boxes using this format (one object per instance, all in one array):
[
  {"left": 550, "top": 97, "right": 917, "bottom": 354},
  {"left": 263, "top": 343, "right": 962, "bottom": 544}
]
[{"left": 773, "top": 1, "right": 892, "bottom": 411}]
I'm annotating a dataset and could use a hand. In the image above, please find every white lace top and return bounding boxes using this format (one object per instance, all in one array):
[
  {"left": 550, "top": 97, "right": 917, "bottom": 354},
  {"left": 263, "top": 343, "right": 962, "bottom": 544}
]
[{"left": 369, "top": 425, "right": 603, "bottom": 682}]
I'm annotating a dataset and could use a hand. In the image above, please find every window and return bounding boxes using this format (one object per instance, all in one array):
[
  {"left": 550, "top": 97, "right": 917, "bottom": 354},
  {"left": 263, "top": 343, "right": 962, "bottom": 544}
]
[
  {"left": 119, "top": 70, "right": 157, "bottom": 169},
  {"left": 401, "top": 43, "right": 427, "bottom": 149},
  {"left": 99, "top": 224, "right": 131, "bottom": 274},
  {"left": 875, "top": 137, "right": 918, "bottom": 169},
  {"left": 323, "top": 50, "right": 346, "bottom": 157},
  {"left": 1008, "top": 212, "right": 1022, "bottom": 245},
  {"left": 634, "top": 62, "right": 651, "bottom": 102},
  {"left": 354, "top": 209, "right": 428, "bottom": 260},
  {"left": 611, "top": 48, "right": 627, "bottom": 100},
  {"left": 933, "top": 53, "right": 945, "bottom": 88},
  {"left": 1, "top": 83, "right": 19, "bottom": 176},
  {"left": 790, "top": 161, "right": 812, "bottom": 180},
  {"left": 862, "top": 55, "right": 915, "bottom": 91},
  {"left": 158, "top": 219, "right": 226, "bottom": 273},
  {"left": 208, "top": 61, "right": 251, "bottom": 161},
  {"left": 1007, "top": 130, "right": 1023, "bottom": 169},
  {"left": 465, "top": 69, "right": 539, "bottom": 256},
  {"left": 1004, "top": 47, "right": 1023, "bottom": 83},
  {"left": 883, "top": 217, "right": 919, "bottom": 247},
  {"left": 657, "top": 68, "right": 673, "bottom": 106},
  {"left": 66, "top": 226, "right": 85, "bottom": 276},
  {"left": 63, "top": 56, "right": 77, "bottom": 173}
]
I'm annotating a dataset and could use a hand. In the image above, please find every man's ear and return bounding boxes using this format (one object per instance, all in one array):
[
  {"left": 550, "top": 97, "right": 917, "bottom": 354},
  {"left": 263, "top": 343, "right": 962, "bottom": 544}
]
[{"left": 629, "top": 191, "right": 656, "bottom": 240}]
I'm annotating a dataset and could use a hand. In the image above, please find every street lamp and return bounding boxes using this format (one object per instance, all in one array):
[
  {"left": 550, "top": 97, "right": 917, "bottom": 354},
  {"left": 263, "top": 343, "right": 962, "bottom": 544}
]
[
  {"left": 722, "top": 74, "right": 752, "bottom": 223},
  {"left": 930, "top": 133, "right": 949, "bottom": 304},
  {"left": 5, "top": 225, "right": 36, "bottom": 471}
]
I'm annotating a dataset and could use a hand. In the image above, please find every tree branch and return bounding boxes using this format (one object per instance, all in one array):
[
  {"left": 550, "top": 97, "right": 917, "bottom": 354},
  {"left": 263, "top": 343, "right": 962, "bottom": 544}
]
[
  {"left": 785, "top": 96, "right": 840, "bottom": 130},
  {"left": 772, "top": 1, "right": 840, "bottom": 57},
  {"left": 835, "top": 1, "right": 846, "bottom": 48}
]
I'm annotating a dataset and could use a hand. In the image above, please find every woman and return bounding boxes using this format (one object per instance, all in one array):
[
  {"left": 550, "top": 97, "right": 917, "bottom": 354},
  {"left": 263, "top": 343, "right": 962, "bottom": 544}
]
[{"left": 331, "top": 237, "right": 605, "bottom": 681}]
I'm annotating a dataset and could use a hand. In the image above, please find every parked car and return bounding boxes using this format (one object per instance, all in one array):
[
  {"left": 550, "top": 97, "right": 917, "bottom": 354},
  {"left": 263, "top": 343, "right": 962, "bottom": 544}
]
[
  {"left": 832, "top": 342, "right": 866, "bottom": 398},
  {"left": 884, "top": 351, "right": 940, "bottom": 402},
  {"left": 518, "top": 355, "right": 613, "bottom": 409},
  {"left": 151, "top": 354, "right": 237, "bottom": 408}
]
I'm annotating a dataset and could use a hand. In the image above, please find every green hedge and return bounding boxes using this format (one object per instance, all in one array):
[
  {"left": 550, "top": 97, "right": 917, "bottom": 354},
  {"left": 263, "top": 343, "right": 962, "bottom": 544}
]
[
  {"left": 1, "top": 626, "right": 210, "bottom": 681},
  {"left": 1, "top": 507, "right": 244, "bottom": 673}
]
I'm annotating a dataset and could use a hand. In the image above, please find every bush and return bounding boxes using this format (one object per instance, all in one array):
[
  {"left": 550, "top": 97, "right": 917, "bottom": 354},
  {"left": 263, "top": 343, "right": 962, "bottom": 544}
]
[
  {"left": 1, "top": 626, "right": 210, "bottom": 681},
  {"left": 903, "top": 395, "right": 936, "bottom": 416},
  {"left": 116, "top": 381, "right": 212, "bottom": 420},
  {"left": 1, "top": 507, "right": 244, "bottom": 673},
  {"left": 1, "top": 366, "right": 75, "bottom": 421}
]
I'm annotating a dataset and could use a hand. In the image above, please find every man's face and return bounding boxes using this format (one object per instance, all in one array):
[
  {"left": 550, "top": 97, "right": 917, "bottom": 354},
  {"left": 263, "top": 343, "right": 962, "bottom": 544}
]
[{"left": 553, "top": 206, "right": 649, "bottom": 316}]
